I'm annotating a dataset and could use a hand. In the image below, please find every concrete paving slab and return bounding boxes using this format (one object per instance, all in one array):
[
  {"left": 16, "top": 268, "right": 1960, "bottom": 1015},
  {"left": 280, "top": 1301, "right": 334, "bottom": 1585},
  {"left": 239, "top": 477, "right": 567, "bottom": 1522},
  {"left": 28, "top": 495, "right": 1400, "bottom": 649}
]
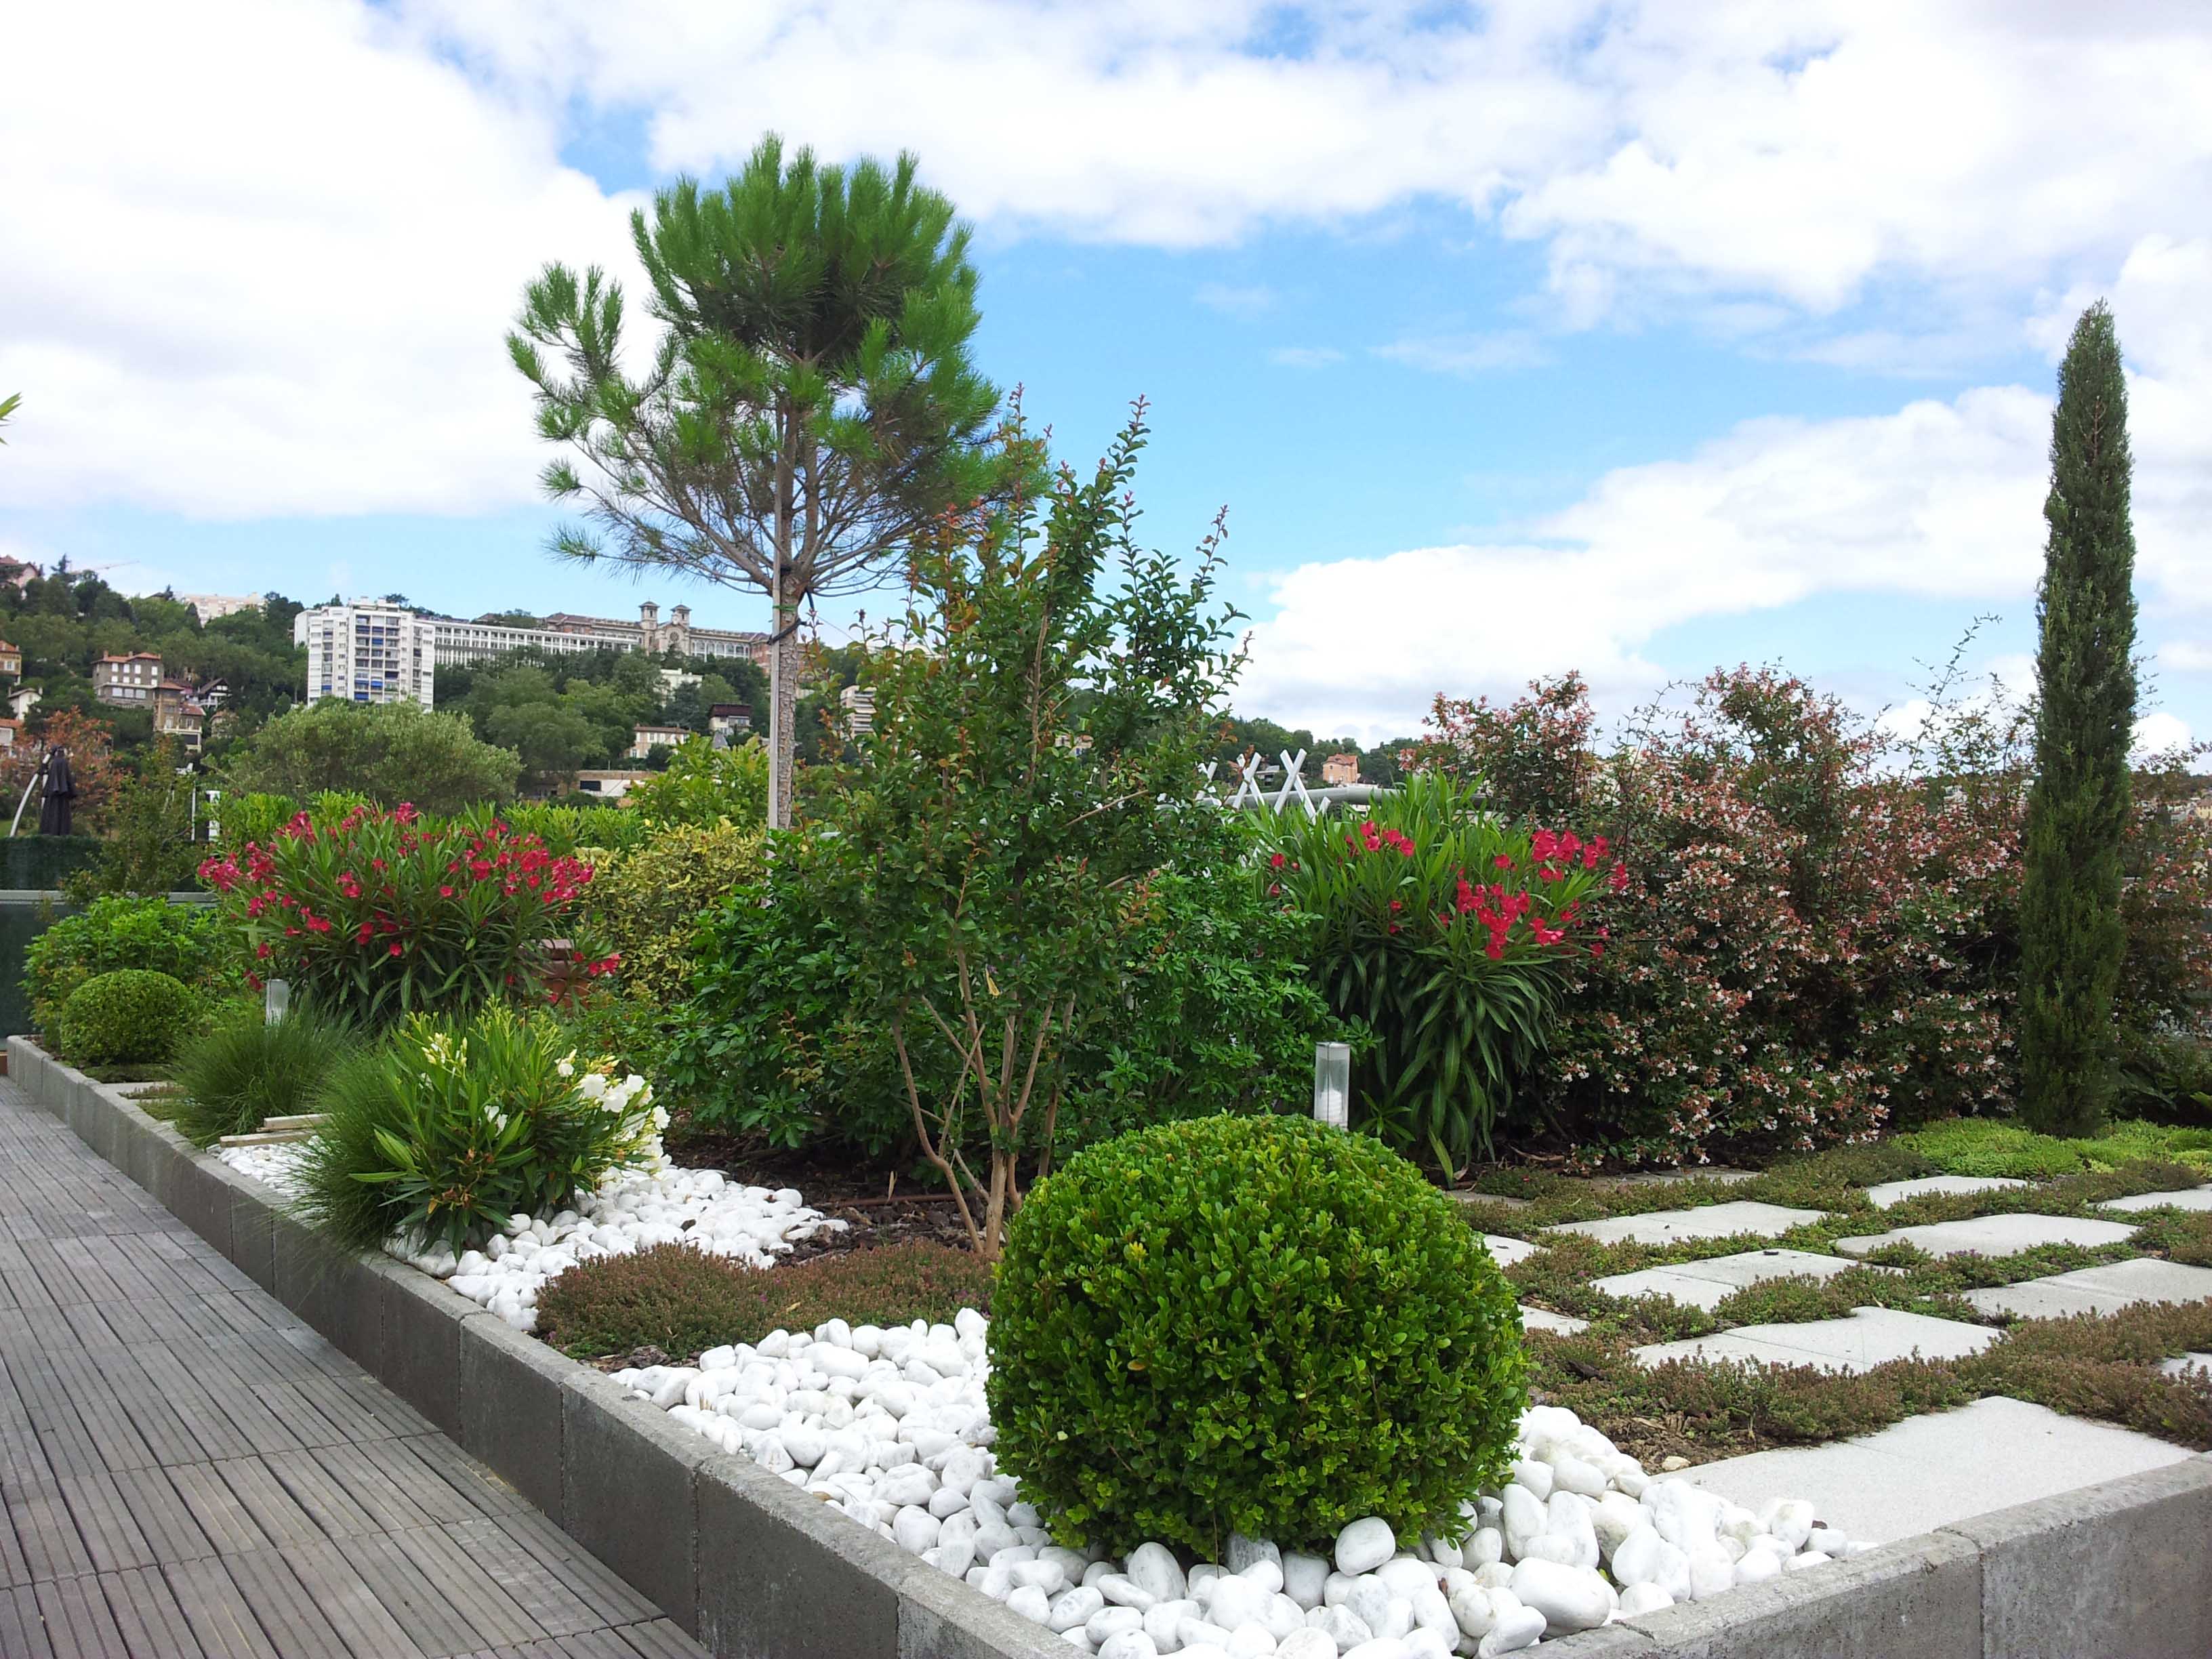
[
  {"left": 2100, "top": 1184, "right": 2212, "bottom": 1213},
  {"left": 1675, "top": 1395, "right": 2197, "bottom": 1543},
  {"left": 1546, "top": 1200, "right": 1826, "bottom": 1246},
  {"left": 1595, "top": 1247, "right": 1885, "bottom": 1311},
  {"left": 2160, "top": 1353, "right": 2211, "bottom": 1378},
  {"left": 1633, "top": 1306, "right": 1999, "bottom": 1374},
  {"left": 1518, "top": 1306, "right": 1590, "bottom": 1335},
  {"left": 1864, "top": 1174, "right": 2028, "bottom": 1208},
  {"left": 1833, "top": 1210, "right": 2137, "bottom": 1258},
  {"left": 1963, "top": 1255, "right": 2212, "bottom": 1319},
  {"left": 1597, "top": 1167, "right": 1759, "bottom": 1187},
  {"left": 1480, "top": 1234, "right": 1537, "bottom": 1267}
]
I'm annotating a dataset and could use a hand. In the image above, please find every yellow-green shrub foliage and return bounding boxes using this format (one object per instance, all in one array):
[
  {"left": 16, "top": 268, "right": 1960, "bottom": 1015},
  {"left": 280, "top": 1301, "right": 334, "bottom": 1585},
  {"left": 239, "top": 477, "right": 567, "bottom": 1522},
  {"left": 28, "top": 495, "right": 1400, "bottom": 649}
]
[{"left": 584, "top": 823, "right": 765, "bottom": 1005}]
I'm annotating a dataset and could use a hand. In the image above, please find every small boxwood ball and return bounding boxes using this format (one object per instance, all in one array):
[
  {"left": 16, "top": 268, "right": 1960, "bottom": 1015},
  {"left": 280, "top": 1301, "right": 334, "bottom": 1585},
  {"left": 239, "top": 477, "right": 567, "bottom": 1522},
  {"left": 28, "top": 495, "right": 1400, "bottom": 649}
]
[
  {"left": 58, "top": 968, "right": 197, "bottom": 1069},
  {"left": 987, "top": 1113, "right": 1528, "bottom": 1556}
]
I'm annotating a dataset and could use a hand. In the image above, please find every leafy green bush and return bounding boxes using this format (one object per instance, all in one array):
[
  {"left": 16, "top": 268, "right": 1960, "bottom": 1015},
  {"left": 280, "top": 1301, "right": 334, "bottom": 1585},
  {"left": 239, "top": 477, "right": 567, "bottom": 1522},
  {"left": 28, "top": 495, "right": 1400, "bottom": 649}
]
[
  {"left": 671, "top": 829, "right": 1351, "bottom": 1159},
  {"left": 24, "top": 895, "right": 228, "bottom": 1038},
  {"left": 57, "top": 970, "right": 197, "bottom": 1069},
  {"left": 171, "top": 1002, "right": 360, "bottom": 1148},
  {"left": 987, "top": 1115, "right": 1528, "bottom": 1556},
  {"left": 623, "top": 737, "right": 767, "bottom": 830},
  {"left": 537, "top": 1241, "right": 996, "bottom": 1360},
  {"left": 292, "top": 1006, "right": 664, "bottom": 1254}
]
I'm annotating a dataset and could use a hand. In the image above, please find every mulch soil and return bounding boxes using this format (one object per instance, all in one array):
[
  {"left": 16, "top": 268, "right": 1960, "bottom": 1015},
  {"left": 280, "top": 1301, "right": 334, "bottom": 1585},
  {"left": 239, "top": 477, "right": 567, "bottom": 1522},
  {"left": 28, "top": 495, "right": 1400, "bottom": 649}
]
[{"left": 663, "top": 1125, "right": 975, "bottom": 1261}]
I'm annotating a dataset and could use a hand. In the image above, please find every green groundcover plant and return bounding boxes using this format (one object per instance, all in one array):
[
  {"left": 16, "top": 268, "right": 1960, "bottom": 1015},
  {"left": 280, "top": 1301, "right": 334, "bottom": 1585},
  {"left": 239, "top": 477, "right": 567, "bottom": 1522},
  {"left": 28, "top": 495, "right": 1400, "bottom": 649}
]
[
  {"left": 537, "top": 1240, "right": 996, "bottom": 1361},
  {"left": 293, "top": 1006, "right": 664, "bottom": 1255},
  {"left": 988, "top": 1114, "right": 1528, "bottom": 1557}
]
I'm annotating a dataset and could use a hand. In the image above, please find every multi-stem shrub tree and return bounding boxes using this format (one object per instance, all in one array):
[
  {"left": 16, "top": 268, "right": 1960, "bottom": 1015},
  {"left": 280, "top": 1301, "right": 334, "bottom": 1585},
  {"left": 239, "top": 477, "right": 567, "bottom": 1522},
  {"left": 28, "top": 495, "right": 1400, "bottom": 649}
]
[
  {"left": 811, "top": 403, "right": 1246, "bottom": 1258},
  {"left": 2020, "top": 302, "right": 2139, "bottom": 1137}
]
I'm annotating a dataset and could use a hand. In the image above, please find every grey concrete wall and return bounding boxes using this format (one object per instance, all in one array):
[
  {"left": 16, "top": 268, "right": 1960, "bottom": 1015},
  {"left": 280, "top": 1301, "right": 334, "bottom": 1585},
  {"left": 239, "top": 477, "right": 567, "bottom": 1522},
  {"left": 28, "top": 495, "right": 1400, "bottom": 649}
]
[{"left": 15, "top": 1036, "right": 2210, "bottom": 1659}]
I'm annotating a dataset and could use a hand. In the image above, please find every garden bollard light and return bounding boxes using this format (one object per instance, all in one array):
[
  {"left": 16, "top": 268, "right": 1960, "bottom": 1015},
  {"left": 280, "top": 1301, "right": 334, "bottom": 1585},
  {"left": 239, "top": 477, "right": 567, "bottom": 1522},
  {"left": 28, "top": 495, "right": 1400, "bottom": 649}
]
[
  {"left": 264, "top": 979, "right": 289, "bottom": 1024},
  {"left": 1313, "top": 1041, "right": 1350, "bottom": 1129}
]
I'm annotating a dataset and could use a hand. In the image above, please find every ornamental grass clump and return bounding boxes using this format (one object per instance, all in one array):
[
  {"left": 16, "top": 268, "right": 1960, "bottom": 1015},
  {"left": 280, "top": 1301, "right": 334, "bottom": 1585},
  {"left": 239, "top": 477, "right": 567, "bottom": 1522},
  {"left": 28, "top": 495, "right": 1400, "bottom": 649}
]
[
  {"left": 293, "top": 1005, "right": 663, "bottom": 1256},
  {"left": 171, "top": 1001, "right": 360, "bottom": 1148},
  {"left": 198, "top": 802, "right": 611, "bottom": 1027},
  {"left": 987, "top": 1113, "right": 1528, "bottom": 1557}
]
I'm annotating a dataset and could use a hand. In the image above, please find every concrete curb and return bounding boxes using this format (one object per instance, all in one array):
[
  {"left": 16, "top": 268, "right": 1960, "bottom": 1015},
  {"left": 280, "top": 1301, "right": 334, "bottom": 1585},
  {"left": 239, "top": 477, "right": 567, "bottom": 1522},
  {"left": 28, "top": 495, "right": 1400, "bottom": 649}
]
[
  {"left": 5, "top": 1036, "right": 1067, "bottom": 1658},
  {"left": 17, "top": 1036, "right": 2211, "bottom": 1659}
]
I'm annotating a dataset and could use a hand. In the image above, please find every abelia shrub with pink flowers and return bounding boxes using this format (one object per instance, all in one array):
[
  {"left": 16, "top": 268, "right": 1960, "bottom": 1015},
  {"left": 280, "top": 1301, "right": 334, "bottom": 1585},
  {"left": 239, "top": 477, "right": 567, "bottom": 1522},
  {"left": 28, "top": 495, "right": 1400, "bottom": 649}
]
[
  {"left": 199, "top": 803, "right": 612, "bottom": 1026},
  {"left": 1262, "top": 774, "right": 1620, "bottom": 1174},
  {"left": 1412, "top": 664, "right": 2212, "bottom": 1168}
]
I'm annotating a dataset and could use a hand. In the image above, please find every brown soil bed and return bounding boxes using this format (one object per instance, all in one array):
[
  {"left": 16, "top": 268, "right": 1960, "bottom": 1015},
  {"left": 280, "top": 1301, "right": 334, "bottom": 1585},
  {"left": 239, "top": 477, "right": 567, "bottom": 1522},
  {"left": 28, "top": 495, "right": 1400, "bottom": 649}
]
[{"left": 663, "top": 1126, "right": 973, "bottom": 1260}]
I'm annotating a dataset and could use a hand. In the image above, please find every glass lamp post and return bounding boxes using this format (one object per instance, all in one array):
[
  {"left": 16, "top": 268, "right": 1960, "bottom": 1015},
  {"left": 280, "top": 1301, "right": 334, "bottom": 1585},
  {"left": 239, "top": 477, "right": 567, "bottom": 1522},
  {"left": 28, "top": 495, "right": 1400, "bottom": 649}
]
[{"left": 1313, "top": 1042, "right": 1351, "bottom": 1130}]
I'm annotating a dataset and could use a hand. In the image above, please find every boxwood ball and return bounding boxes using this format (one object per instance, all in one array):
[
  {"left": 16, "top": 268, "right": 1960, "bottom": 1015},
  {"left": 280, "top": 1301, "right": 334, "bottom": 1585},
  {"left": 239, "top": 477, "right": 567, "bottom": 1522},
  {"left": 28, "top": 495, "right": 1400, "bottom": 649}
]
[{"left": 987, "top": 1113, "right": 1528, "bottom": 1556}]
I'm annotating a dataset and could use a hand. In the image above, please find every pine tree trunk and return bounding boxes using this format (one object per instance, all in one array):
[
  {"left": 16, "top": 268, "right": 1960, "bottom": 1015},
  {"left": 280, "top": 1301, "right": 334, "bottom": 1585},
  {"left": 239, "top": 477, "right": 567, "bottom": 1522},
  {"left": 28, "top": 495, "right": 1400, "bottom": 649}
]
[
  {"left": 2018, "top": 302, "right": 2137, "bottom": 1136},
  {"left": 771, "top": 593, "right": 800, "bottom": 827}
]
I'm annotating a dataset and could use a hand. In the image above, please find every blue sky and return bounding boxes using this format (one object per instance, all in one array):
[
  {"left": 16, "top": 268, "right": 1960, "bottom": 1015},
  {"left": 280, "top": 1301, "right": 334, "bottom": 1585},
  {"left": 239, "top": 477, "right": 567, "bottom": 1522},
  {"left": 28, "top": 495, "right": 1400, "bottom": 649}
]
[{"left": 5, "top": 2, "right": 2210, "bottom": 747}]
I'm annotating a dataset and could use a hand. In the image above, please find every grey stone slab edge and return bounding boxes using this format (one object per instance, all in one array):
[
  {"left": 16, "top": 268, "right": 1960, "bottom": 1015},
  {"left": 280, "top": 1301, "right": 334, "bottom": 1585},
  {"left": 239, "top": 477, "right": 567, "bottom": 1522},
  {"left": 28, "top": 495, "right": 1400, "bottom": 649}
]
[
  {"left": 6, "top": 1036, "right": 1065, "bottom": 1659},
  {"left": 20, "top": 1042, "right": 2212, "bottom": 1659}
]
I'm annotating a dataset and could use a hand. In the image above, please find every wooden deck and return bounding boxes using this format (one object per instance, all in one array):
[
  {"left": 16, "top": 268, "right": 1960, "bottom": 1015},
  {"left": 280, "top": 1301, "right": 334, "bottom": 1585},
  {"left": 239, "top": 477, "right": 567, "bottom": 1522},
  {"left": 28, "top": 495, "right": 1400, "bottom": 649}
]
[{"left": 0, "top": 1076, "right": 708, "bottom": 1658}]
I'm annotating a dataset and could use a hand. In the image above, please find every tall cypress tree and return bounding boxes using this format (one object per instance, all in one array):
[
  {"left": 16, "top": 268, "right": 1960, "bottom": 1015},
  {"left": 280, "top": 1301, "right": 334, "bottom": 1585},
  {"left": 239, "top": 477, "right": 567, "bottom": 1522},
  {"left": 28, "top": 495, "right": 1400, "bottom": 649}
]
[{"left": 2018, "top": 301, "right": 2137, "bottom": 1135}]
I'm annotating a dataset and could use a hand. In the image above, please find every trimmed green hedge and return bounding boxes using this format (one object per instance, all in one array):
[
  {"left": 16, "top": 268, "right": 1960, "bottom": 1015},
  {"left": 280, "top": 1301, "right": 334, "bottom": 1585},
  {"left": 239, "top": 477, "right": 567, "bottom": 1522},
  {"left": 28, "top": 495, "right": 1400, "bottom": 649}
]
[{"left": 987, "top": 1114, "right": 1528, "bottom": 1556}]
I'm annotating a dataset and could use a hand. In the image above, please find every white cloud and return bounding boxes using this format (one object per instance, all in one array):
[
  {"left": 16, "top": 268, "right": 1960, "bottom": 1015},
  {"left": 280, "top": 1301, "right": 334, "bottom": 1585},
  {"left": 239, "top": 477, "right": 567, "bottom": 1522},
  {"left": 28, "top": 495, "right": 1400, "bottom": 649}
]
[
  {"left": 2134, "top": 710, "right": 2195, "bottom": 760},
  {"left": 1267, "top": 346, "right": 1345, "bottom": 369},
  {"left": 2158, "top": 642, "right": 2212, "bottom": 674},
  {"left": 5, "top": 0, "right": 2209, "bottom": 549},
  {"left": 406, "top": 0, "right": 2212, "bottom": 314},
  {"left": 0, "top": 0, "right": 638, "bottom": 519},
  {"left": 1241, "top": 237, "right": 2212, "bottom": 739},
  {"left": 1371, "top": 331, "right": 1548, "bottom": 375}
]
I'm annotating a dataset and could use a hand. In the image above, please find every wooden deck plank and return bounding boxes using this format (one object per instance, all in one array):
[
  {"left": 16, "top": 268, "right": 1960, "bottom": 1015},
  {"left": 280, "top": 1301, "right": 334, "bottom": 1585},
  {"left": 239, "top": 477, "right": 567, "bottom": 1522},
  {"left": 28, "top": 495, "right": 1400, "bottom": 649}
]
[{"left": 0, "top": 1078, "right": 705, "bottom": 1659}]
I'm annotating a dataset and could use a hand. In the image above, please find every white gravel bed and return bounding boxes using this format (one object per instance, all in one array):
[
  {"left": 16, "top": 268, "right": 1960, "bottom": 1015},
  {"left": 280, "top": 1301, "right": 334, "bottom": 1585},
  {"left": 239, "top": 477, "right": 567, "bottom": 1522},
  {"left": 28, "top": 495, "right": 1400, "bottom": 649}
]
[
  {"left": 216, "top": 1142, "right": 844, "bottom": 1333},
  {"left": 619, "top": 1315, "right": 1871, "bottom": 1656}
]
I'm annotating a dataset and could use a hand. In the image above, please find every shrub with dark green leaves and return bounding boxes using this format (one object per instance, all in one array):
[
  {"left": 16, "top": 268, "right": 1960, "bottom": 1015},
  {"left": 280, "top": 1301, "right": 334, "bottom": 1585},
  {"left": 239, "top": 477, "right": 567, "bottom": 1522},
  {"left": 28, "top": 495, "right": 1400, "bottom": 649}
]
[
  {"left": 537, "top": 1241, "right": 997, "bottom": 1360},
  {"left": 171, "top": 1002, "right": 360, "bottom": 1148},
  {"left": 56, "top": 969, "right": 198, "bottom": 1069},
  {"left": 987, "top": 1114, "right": 1528, "bottom": 1557}
]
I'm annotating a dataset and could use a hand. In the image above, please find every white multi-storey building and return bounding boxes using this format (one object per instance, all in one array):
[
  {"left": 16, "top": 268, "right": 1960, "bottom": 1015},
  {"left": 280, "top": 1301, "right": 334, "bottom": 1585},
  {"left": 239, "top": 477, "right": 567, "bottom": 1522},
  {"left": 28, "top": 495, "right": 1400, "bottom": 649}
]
[
  {"left": 432, "top": 602, "right": 771, "bottom": 669},
  {"left": 294, "top": 600, "right": 437, "bottom": 705},
  {"left": 297, "top": 598, "right": 777, "bottom": 705}
]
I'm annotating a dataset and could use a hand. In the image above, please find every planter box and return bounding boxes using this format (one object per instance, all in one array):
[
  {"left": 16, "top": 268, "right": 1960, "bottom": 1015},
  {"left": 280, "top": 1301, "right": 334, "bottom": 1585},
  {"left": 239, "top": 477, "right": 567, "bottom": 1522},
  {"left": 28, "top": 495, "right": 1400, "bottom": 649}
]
[{"left": 13, "top": 1033, "right": 2210, "bottom": 1659}]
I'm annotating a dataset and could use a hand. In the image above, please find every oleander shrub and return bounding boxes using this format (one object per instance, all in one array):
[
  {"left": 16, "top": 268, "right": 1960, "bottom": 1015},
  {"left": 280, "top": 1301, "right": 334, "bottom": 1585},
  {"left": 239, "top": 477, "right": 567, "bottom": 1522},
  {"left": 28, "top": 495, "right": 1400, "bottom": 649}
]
[
  {"left": 24, "top": 895, "right": 228, "bottom": 1038},
  {"left": 199, "top": 802, "right": 609, "bottom": 1027},
  {"left": 57, "top": 969, "right": 198, "bottom": 1069},
  {"left": 537, "top": 1240, "right": 997, "bottom": 1360},
  {"left": 292, "top": 1006, "right": 664, "bottom": 1255},
  {"left": 1261, "top": 772, "right": 1617, "bottom": 1174},
  {"left": 987, "top": 1114, "right": 1528, "bottom": 1556},
  {"left": 170, "top": 1002, "right": 361, "bottom": 1148}
]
